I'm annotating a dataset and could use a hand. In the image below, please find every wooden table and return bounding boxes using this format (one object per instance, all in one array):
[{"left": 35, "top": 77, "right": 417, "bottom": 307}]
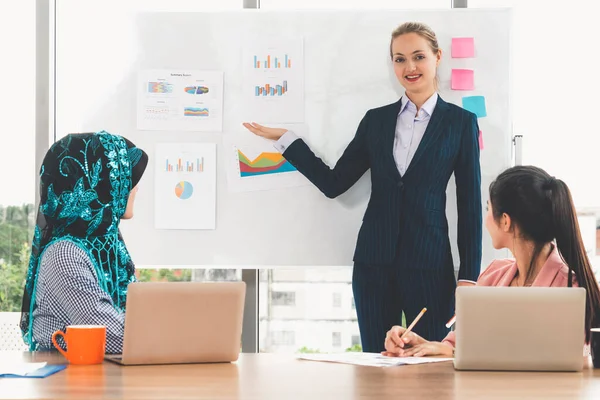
[{"left": 1, "top": 352, "right": 599, "bottom": 399}]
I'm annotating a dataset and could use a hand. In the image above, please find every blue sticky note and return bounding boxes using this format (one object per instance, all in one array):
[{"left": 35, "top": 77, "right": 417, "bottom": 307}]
[{"left": 462, "top": 96, "right": 487, "bottom": 118}]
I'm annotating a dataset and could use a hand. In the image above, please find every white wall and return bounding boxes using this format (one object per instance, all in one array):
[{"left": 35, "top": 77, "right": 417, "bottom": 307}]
[{"left": 470, "top": 0, "right": 600, "bottom": 210}]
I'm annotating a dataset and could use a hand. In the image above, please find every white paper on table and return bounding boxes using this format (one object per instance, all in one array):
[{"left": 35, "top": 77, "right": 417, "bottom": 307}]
[
  {"left": 296, "top": 353, "right": 452, "bottom": 368},
  {"left": 0, "top": 362, "right": 47, "bottom": 376}
]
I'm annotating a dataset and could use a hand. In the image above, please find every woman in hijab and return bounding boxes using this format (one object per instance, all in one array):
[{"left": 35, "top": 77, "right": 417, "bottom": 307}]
[{"left": 20, "top": 131, "right": 148, "bottom": 353}]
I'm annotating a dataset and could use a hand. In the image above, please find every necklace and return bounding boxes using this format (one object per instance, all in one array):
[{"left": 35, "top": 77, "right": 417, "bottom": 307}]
[{"left": 511, "top": 272, "right": 532, "bottom": 287}]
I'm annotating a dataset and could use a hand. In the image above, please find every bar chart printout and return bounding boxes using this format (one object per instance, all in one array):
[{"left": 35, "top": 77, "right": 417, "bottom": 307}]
[
  {"left": 155, "top": 143, "right": 216, "bottom": 229},
  {"left": 242, "top": 38, "right": 304, "bottom": 123}
]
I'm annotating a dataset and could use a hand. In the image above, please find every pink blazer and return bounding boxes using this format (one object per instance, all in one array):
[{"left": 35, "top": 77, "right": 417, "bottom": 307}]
[{"left": 442, "top": 246, "right": 576, "bottom": 348}]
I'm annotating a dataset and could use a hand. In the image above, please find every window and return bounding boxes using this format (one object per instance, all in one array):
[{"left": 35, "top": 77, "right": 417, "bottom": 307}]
[
  {"left": 332, "top": 332, "right": 342, "bottom": 347},
  {"left": 260, "top": 0, "right": 450, "bottom": 9},
  {"left": 0, "top": 0, "right": 35, "bottom": 352},
  {"left": 272, "top": 291, "right": 296, "bottom": 306},
  {"left": 579, "top": 212, "right": 600, "bottom": 280},
  {"left": 260, "top": 268, "right": 358, "bottom": 353},
  {"left": 332, "top": 293, "right": 342, "bottom": 308},
  {"left": 271, "top": 330, "right": 295, "bottom": 346},
  {"left": 136, "top": 268, "right": 241, "bottom": 283},
  {"left": 351, "top": 335, "right": 361, "bottom": 346},
  {"left": 0, "top": 0, "right": 35, "bottom": 314}
]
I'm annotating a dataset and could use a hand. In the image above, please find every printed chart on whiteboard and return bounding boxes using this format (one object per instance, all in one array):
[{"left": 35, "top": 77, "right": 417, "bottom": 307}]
[
  {"left": 242, "top": 37, "right": 304, "bottom": 123},
  {"left": 154, "top": 142, "right": 217, "bottom": 230},
  {"left": 223, "top": 133, "right": 309, "bottom": 193},
  {"left": 137, "top": 70, "right": 224, "bottom": 132}
]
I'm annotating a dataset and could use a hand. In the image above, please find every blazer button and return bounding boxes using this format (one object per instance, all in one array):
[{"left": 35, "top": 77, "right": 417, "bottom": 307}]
[{"left": 397, "top": 181, "right": 404, "bottom": 188}]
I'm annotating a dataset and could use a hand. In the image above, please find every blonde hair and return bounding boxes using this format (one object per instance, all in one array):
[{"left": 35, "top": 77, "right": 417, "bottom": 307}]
[
  {"left": 389, "top": 22, "right": 440, "bottom": 59},
  {"left": 390, "top": 22, "right": 441, "bottom": 90}
]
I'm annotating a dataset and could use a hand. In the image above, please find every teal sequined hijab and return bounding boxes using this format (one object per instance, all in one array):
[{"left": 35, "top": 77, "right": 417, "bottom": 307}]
[{"left": 20, "top": 131, "right": 148, "bottom": 349}]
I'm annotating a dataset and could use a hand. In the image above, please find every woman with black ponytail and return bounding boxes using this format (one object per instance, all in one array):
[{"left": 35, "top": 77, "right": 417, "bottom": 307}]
[{"left": 383, "top": 165, "right": 600, "bottom": 357}]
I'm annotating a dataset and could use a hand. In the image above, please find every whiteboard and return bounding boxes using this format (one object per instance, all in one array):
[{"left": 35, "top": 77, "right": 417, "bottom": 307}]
[{"left": 55, "top": 9, "right": 512, "bottom": 267}]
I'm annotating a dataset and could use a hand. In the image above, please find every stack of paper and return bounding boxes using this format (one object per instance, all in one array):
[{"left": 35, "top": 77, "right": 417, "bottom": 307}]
[{"left": 297, "top": 352, "right": 452, "bottom": 368}]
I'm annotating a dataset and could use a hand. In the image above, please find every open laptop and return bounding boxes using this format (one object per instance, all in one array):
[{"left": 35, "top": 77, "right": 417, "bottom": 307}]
[
  {"left": 453, "top": 286, "right": 585, "bottom": 372},
  {"left": 105, "top": 281, "right": 245, "bottom": 365}
]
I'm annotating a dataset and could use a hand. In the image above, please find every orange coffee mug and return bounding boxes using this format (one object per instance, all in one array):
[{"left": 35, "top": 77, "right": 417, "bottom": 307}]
[{"left": 52, "top": 325, "right": 106, "bottom": 365}]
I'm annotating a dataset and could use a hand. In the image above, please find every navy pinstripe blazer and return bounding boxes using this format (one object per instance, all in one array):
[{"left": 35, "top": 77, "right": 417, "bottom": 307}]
[{"left": 283, "top": 96, "right": 483, "bottom": 281}]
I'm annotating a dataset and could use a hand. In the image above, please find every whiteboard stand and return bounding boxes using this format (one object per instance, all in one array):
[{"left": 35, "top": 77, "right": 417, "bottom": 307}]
[
  {"left": 452, "top": 0, "right": 468, "bottom": 8},
  {"left": 241, "top": 0, "right": 260, "bottom": 355},
  {"left": 241, "top": 269, "right": 259, "bottom": 353},
  {"left": 57, "top": 7, "right": 512, "bottom": 352},
  {"left": 513, "top": 135, "right": 523, "bottom": 166}
]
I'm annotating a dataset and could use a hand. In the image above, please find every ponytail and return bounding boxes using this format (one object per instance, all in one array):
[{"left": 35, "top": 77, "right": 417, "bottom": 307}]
[
  {"left": 490, "top": 166, "right": 600, "bottom": 342},
  {"left": 549, "top": 178, "right": 600, "bottom": 343}
]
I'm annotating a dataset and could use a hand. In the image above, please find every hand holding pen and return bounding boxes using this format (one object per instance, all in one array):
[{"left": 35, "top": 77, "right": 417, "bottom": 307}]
[{"left": 382, "top": 307, "right": 454, "bottom": 357}]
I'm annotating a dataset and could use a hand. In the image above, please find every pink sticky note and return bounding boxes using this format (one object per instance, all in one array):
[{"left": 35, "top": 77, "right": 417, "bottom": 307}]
[
  {"left": 452, "top": 37, "right": 475, "bottom": 58},
  {"left": 478, "top": 130, "right": 484, "bottom": 150},
  {"left": 451, "top": 69, "right": 474, "bottom": 90}
]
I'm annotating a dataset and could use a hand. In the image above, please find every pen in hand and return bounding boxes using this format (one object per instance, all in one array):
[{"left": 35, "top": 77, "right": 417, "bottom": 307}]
[{"left": 401, "top": 307, "right": 427, "bottom": 340}]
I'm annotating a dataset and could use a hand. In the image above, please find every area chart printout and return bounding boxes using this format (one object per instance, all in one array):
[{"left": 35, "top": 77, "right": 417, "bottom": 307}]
[
  {"left": 242, "top": 37, "right": 304, "bottom": 123},
  {"left": 137, "top": 70, "right": 223, "bottom": 132},
  {"left": 154, "top": 143, "right": 216, "bottom": 229},
  {"left": 223, "top": 133, "right": 309, "bottom": 193}
]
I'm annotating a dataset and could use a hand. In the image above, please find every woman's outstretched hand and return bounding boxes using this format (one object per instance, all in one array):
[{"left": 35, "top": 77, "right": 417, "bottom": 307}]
[{"left": 242, "top": 122, "right": 288, "bottom": 140}]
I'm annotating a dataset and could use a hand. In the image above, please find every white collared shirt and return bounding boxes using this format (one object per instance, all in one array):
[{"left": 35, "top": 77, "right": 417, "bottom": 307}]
[{"left": 393, "top": 92, "right": 438, "bottom": 176}]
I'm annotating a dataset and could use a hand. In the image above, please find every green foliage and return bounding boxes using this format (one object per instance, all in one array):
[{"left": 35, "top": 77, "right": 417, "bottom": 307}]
[
  {"left": 137, "top": 269, "right": 154, "bottom": 282},
  {"left": 296, "top": 346, "right": 321, "bottom": 354},
  {"left": 0, "top": 225, "right": 31, "bottom": 266},
  {"left": 0, "top": 203, "right": 35, "bottom": 312},
  {"left": 0, "top": 242, "right": 30, "bottom": 312},
  {"left": 136, "top": 268, "right": 192, "bottom": 282},
  {"left": 158, "top": 269, "right": 192, "bottom": 282},
  {"left": 345, "top": 344, "right": 362, "bottom": 352},
  {"left": 3, "top": 204, "right": 35, "bottom": 230}
]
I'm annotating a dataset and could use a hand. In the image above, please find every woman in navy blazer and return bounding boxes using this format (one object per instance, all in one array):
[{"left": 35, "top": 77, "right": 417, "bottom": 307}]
[{"left": 244, "top": 22, "right": 482, "bottom": 351}]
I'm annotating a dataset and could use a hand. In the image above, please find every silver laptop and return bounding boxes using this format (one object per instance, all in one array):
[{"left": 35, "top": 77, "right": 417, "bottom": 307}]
[
  {"left": 453, "top": 286, "right": 585, "bottom": 372},
  {"left": 105, "top": 281, "right": 246, "bottom": 365}
]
